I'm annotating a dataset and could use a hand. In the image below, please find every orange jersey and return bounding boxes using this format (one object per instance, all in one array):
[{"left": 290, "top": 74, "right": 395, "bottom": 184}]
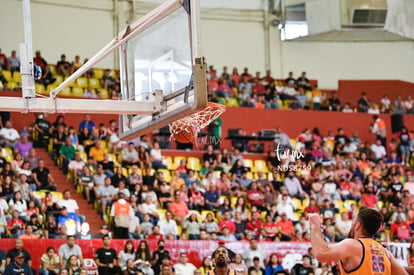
[{"left": 339, "top": 238, "right": 391, "bottom": 275}]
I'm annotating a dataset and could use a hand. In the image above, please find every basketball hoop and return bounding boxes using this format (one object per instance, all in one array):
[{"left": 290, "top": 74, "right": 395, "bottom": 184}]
[{"left": 170, "top": 102, "right": 226, "bottom": 142}]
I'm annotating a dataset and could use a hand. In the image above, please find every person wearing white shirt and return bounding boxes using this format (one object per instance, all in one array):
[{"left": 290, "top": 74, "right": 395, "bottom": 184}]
[
  {"left": 150, "top": 142, "right": 166, "bottom": 170},
  {"left": 58, "top": 190, "right": 80, "bottom": 214},
  {"left": 173, "top": 252, "right": 196, "bottom": 275},
  {"left": 0, "top": 120, "right": 20, "bottom": 146},
  {"left": 276, "top": 195, "right": 295, "bottom": 221},
  {"left": 158, "top": 211, "right": 178, "bottom": 238},
  {"left": 0, "top": 198, "right": 9, "bottom": 235},
  {"left": 283, "top": 171, "right": 305, "bottom": 198},
  {"left": 242, "top": 239, "right": 266, "bottom": 268},
  {"left": 370, "top": 139, "right": 387, "bottom": 160},
  {"left": 335, "top": 212, "right": 352, "bottom": 241}
]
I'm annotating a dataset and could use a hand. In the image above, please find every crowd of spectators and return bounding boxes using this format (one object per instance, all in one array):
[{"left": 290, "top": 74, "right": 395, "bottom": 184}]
[
  {"left": 1, "top": 48, "right": 414, "bottom": 115},
  {"left": 206, "top": 65, "right": 414, "bottom": 115},
  {"left": 0, "top": 108, "right": 412, "bottom": 274}
]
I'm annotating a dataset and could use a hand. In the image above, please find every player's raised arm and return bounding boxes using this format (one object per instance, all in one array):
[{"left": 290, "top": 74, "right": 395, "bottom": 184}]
[{"left": 308, "top": 213, "right": 360, "bottom": 262}]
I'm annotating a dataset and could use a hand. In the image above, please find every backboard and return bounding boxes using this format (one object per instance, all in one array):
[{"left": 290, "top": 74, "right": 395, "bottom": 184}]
[
  {"left": 0, "top": 0, "right": 206, "bottom": 141},
  {"left": 119, "top": 0, "right": 207, "bottom": 140}
]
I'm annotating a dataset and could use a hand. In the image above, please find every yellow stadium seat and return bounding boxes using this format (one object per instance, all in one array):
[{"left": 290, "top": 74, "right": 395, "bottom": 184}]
[
  {"left": 54, "top": 75, "right": 63, "bottom": 85},
  {"left": 88, "top": 78, "right": 101, "bottom": 89},
  {"left": 290, "top": 138, "right": 297, "bottom": 148},
  {"left": 201, "top": 210, "right": 216, "bottom": 221},
  {"left": 173, "top": 156, "right": 186, "bottom": 170},
  {"left": 32, "top": 191, "right": 46, "bottom": 201},
  {"left": 260, "top": 211, "right": 267, "bottom": 222},
  {"left": 231, "top": 197, "right": 238, "bottom": 208},
  {"left": 50, "top": 192, "right": 63, "bottom": 203},
  {"left": 1, "top": 148, "right": 13, "bottom": 163},
  {"left": 213, "top": 170, "right": 221, "bottom": 179},
  {"left": 291, "top": 197, "right": 303, "bottom": 211},
  {"left": 48, "top": 64, "right": 57, "bottom": 76},
  {"left": 76, "top": 77, "right": 88, "bottom": 88},
  {"left": 187, "top": 157, "right": 201, "bottom": 171},
  {"left": 64, "top": 77, "right": 76, "bottom": 87},
  {"left": 157, "top": 169, "right": 171, "bottom": 182},
  {"left": 97, "top": 88, "right": 109, "bottom": 99},
  {"left": 253, "top": 159, "right": 269, "bottom": 173},
  {"left": 12, "top": 71, "right": 21, "bottom": 83},
  {"left": 226, "top": 97, "right": 239, "bottom": 107},
  {"left": 6, "top": 82, "right": 18, "bottom": 90},
  {"left": 2, "top": 70, "right": 11, "bottom": 81},
  {"left": 327, "top": 140, "right": 335, "bottom": 152},
  {"left": 293, "top": 212, "right": 302, "bottom": 221},
  {"left": 72, "top": 87, "right": 84, "bottom": 97},
  {"left": 58, "top": 87, "right": 72, "bottom": 97},
  {"left": 246, "top": 172, "right": 254, "bottom": 180},
  {"left": 108, "top": 153, "right": 116, "bottom": 162},
  {"left": 94, "top": 68, "right": 104, "bottom": 79},
  {"left": 162, "top": 156, "right": 174, "bottom": 170},
  {"left": 79, "top": 152, "right": 88, "bottom": 162},
  {"left": 244, "top": 159, "right": 253, "bottom": 170},
  {"left": 333, "top": 200, "right": 346, "bottom": 213},
  {"left": 157, "top": 208, "right": 167, "bottom": 220},
  {"left": 35, "top": 83, "right": 45, "bottom": 95}
]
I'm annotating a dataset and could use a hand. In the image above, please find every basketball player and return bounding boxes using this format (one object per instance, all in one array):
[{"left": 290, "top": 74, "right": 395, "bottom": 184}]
[
  {"left": 207, "top": 247, "right": 236, "bottom": 275},
  {"left": 308, "top": 207, "right": 408, "bottom": 274}
]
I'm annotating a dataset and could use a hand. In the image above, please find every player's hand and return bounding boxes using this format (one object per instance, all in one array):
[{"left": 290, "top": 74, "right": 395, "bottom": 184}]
[{"left": 307, "top": 213, "right": 322, "bottom": 230}]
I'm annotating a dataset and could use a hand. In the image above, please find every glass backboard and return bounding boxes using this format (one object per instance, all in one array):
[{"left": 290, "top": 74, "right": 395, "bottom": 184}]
[{"left": 119, "top": 0, "right": 207, "bottom": 140}]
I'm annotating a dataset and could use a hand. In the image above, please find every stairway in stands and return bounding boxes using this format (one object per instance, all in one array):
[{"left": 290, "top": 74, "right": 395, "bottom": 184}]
[{"left": 36, "top": 150, "right": 104, "bottom": 234}]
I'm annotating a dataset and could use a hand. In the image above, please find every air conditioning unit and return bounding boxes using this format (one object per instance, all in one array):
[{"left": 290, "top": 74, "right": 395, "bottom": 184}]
[{"left": 351, "top": 8, "right": 387, "bottom": 26}]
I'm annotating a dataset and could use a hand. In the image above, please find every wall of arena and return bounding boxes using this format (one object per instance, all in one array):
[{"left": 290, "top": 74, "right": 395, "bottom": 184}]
[{"left": 1, "top": 0, "right": 413, "bottom": 90}]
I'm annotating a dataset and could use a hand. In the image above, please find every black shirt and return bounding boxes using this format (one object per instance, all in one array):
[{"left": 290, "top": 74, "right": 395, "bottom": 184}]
[
  {"left": 390, "top": 182, "right": 403, "bottom": 193},
  {"left": 291, "top": 264, "right": 313, "bottom": 275},
  {"left": 111, "top": 174, "right": 127, "bottom": 188},
  {"left": 0, "top": 249, "right": 5, "bottom": 262},
  {"left": 203, "top": 153, "right": 217, "bottom": 166},
  {"left": 32, "top": 167, "right": 50, "bottom": 186},
  {"left": 6, "top": 249, "right": 31, "bottom": 264},
  {"left": 4, "top": 262, "right": 33, "bottom": 275},
  {"left": 152, "top": 249, "right": 169, "bottom": 267},
  {"left": 95, "top": 247, "right": 117, "bottom": 274},
  {"left": 0, "top": 157, "right": 6, "bottom": 170},
  {"left": 35, "top": 118, "right": 51, "bottom": 132}
]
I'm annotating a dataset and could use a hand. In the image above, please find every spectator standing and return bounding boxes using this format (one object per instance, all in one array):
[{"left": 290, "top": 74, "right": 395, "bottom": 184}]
[
  {"left": 95, "top": 235, "right": 122, "bottom": 275},
  {"left": 399, "top": 127, "right": 411, "bottom": 166},
  {"left": 370, "top": 115, "right": 387, "bottom": 146},
  {"left": 110, "top": 192, "right": 134, "bottom": 239}
]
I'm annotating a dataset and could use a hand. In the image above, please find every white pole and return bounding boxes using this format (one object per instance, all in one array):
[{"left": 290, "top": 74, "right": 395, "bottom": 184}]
[{"left": 21, "top": 0, "right": 35, "bottom": 98}]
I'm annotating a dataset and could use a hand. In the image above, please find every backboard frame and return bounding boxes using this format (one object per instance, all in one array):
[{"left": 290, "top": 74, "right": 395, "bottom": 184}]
[{"left": 1, "top": 0, "right": 207, "bottom": 140}]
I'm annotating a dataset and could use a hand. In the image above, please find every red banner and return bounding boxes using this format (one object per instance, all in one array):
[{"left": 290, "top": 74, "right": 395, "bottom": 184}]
[{"left": 0, "top": 239, "right": 311, "bottom": 272}]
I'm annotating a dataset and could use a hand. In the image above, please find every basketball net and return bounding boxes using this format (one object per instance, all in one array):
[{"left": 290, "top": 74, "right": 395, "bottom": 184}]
[{"left": 170, "top": 102, "right": 226, "bottom": 140}]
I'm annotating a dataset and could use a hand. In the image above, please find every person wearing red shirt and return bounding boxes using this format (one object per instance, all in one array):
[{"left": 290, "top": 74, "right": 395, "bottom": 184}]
[
  {"left": 262, "top": 214, "right": 278, "bottom": 241},
  {"left": 390, "top": 215, "right": 411, "bottom": 241},
  {"left": 246, "top": 182, "right": 266, "bottom": 211},
  {"left": 147, "top": 225, "right": 164, "bottom": 241},
  {"left": 6, "top": 210, "right": 25, "bottom": 238},
  {"left": 304, "top": 197, "right": 319, "bottom": 215},
  {"left": 169, "top": 194, "right": 189, "bottom": 226},
  {"left": 275, "top": 213, "right": 294, "bottom": 241},
  {"left": 218, "top": 211, "right": 236, "bottom": 233},
  {"left": 360, "top": 186, "right": 379, "bottom": 208},
  {"left": 246, "top": 212, "right": 263, "bottom": 238}
]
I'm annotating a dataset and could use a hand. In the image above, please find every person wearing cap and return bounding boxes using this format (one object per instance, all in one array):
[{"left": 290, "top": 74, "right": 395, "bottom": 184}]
[
  {"left": 3, "top": 251, "right": 32, "bottom": 275},
  {"left": 33, "top": 114, "right": 51, "bottom": 148},
  {"left": 94, "top": 224, "right": 111, "bottom": 239},
  {"left": 110, "top": 192, "right": 134, "bottom": 239},
  {"left": 6, "top": 239, "right": 31, "bottom": 268},
  {"left": 57, "top": 206, "right": 81, "bottom": 235}
]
